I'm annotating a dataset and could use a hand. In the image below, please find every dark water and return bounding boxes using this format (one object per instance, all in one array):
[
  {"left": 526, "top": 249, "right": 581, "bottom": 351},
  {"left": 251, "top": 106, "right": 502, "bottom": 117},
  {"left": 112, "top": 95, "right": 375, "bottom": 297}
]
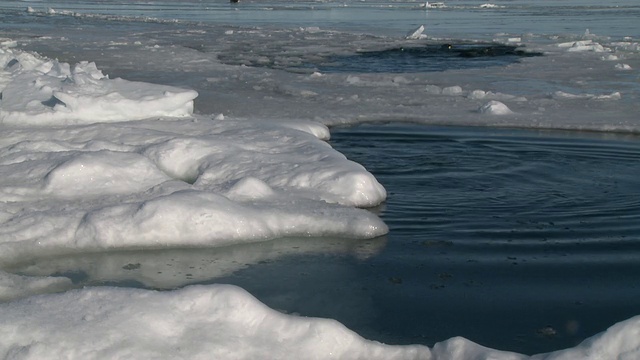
[
  {"left": 311, "top": 43, "right": 543, "bottom": 73},
  {"left": 217, "top": 42, "right": 543, "bottom": 73},
  {"left": 214, "top": 124, "right": 640, "bottom": 355}
]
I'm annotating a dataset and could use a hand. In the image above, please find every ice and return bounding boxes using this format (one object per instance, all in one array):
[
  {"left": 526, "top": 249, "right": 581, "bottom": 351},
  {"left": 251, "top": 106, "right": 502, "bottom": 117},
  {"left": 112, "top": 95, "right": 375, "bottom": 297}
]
[
  {"left": 0, "top": 285, "right": 429, "bottom": 360},
  {"left": 615, "top": 63, "right": 632, "bottom": 70},
  {"left": 479, "top": 4, "right": 503, "bottom": 9},
  {"left": 0, "top": 270, "right": 72, "bottom": 302},
  {"left": 0, "top": 114, "right": 388, "bottom": 263},
  {"left": 405, "top": 25, "right": 425, "bottom": 40},
  {"left": 44, "top": 151, "right": 171, "bottom": 198},
  {"left": 0, "top": 48, "right": 197, "bottom": 125},
  {"left": 552, "top": 91, "right": 622, "bottom": 101},
  {"left": 441, "top": 86, "right": 464, "bottom": 96},
  {"left": 0, "top": 284, "right": 638, "bottom": 359},
  {"left": 0, "top": 47, "right": 388, "bottom": 274},
  {"left": 9, "top": 7, "right": 636, "bottom": 133},
  {"left": 478, "top": 100, "right": 514, "bottom": 115}
]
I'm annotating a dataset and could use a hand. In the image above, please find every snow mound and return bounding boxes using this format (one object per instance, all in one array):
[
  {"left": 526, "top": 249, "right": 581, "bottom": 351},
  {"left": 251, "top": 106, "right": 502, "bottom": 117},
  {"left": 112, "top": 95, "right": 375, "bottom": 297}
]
[
  {"left": 0, "top": 48, "right": 197, "bottom": 126},
  {"left": 552, "top": 91, "right": 621, "bottom": 100},
  {"left": 478, "top": 100, "right": 514, "bottom": 115},
  {"left": 44, "top": 151, "right": 171, "bottom": 198},
  {"left": 0, "top": 270, "right": 72, "bottom": 302},
  {"left": 0, "top": 285, "right": 430, "bottom": 360},
  {"left": 0, "top": 284, "right": 638, "bottom": 360},
  {"left": 406, "top": 25, "right": 425, "bottom": 40},
  {"left": 557, "top": 40, "right": 608, "bottom": 53}
]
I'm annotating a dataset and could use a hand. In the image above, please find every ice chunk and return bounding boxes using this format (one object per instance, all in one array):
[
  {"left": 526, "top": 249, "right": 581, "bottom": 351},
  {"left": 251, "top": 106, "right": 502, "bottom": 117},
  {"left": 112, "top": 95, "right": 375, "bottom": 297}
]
[
  {"left": 0, "top": 284, "right": 638, "bottom": 359},
  {"left": 468, "top": 90, "right": 487, "bottom": 99},
  {"left": 0, "top": 48, "right": 198, "bottom": 126},
  {"left": 442, "top": 86, "right": 464, "bottom": 96},
  {"left": 479, "top": 4, "right": 503, "bottom": 9},
  {"left": 530, "top": 315, "right": 640, "bottom": 359},
  {"left": 0, "top": 285, "right": 430, "bottom": 359},
  {"left": 0, "top": 110, "right": 389, "bottom": 263},
  {"left": 556, "top": 39, "right": 609, "bottom": 52},
  {"left": 478, "top": 100, "right": 513, "bottom": 115},
  {"left": 425, "top": 84, "right": 442, "bottom": 94},
  {"left": 553, "top": 91, "right": 621, "bottom": 100},
  {"left": 44, "top": 151, "right": 171, "bottom": 198},
  {"left": 224, "top": 176, "right": 276, "bottom": 201},
  {"left": 0, "top": 270, "right": 72, "bottom": 302},
  {"left": 615, "top": 63, "right": 632, "bottom": 70},
  {"left": 406, "top": 25, "right": 425, "bottom": 40}
]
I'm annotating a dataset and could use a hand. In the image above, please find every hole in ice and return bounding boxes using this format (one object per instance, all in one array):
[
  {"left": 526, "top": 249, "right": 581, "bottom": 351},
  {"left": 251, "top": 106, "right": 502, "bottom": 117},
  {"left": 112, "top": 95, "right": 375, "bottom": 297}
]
[
  {"left": 217, "top": 42, "right": 542, "bottom": 73},
  {"left": 41, "top": 96, "right": 66, "bottom": 108},
  {"left": 317, "top": 43, "right": 544, "bottom": 73},
  {"left": 4, "top": 58, "right": 19, "bottom": 70},
  {"left": 49, "top": 270, "right": 89, "bottom": 284}
]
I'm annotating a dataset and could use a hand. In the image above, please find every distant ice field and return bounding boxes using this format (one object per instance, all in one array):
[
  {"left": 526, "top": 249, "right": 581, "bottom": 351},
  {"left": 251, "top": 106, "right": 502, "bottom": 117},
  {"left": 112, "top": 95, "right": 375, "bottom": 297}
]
[
  {"left": 4, "top": 3, "right": 639, "bottom": 132},
  {"left": 2, "top": 0, "right": 640, "bottom": 38}
]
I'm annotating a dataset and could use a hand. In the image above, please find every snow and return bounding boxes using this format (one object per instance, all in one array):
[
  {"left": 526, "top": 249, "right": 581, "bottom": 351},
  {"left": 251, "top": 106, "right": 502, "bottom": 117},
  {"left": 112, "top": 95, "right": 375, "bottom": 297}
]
[
  {"left": 406, "top": 25, "right": 425, "bottom": 40},
  {"left": 478, "top": 100, "right": 514, "bottom": 115},
  {"left": 0, "top": 285, "right": 429, "bottom": 360},
  {"left": 0, "top": 271, "right": 72, "bottom": 302},
  {"left": 0, "top": 47, "right": 387, "bottom": 271},
  {"left": 0, "top": 49, "right": 197, "bottom": 125},
  {"left": 0, "top": 284, "right": 638, "bottom": 359},
  {"left": 479, "top": 4, "right": 504, "bottom": 9}
]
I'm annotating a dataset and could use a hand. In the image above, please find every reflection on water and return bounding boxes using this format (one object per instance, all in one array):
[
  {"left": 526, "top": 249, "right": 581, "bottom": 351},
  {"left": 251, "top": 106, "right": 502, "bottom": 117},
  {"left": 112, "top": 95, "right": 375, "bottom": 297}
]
[{"left": 7, "top": 236, "right": 386, "bottom": 289}]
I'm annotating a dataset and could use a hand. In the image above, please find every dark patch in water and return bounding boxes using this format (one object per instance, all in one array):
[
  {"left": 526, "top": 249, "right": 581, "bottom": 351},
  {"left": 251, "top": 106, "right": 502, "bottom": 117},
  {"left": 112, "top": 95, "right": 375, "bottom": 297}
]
[
  {"left": 217, "top": 42, "right": 543, "bottom": 73},
  {"left": 317, "top": 43, "right": 543, "bottom": 73},
  {"left": 122, "top": 263, "right": 141, "bottom": 270},
  {"left": 50, "top": 270, "right": 89, "bottom": 284}
]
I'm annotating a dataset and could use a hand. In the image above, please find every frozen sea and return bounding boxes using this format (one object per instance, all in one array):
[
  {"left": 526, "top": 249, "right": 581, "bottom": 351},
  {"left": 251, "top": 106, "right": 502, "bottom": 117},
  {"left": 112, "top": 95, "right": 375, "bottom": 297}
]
[{"left": 1, "top": 0, "right": 640, "bottom": 359}]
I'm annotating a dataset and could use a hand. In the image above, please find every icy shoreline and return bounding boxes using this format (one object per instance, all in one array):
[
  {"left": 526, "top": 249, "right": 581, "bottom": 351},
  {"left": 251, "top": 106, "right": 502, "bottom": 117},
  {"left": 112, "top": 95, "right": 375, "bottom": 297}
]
[{"left": 0, "top": 46, "right": 386, "bottom": 277}]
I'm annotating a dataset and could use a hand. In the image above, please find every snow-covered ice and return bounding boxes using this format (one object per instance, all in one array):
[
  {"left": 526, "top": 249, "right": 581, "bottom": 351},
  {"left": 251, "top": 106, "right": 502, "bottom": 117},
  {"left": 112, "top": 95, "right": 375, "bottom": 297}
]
[
  {"left": 0, "top": 284, "right": 639, "bottom": 359},
  {"left": 478, "top": 100, "right": 514, "bottom": 115},
  {"left": 0, "top": 284, "right": 429, "bottom": 360},
  {"left": 0, "top": 47, "right": 387, "bottom": 271}
]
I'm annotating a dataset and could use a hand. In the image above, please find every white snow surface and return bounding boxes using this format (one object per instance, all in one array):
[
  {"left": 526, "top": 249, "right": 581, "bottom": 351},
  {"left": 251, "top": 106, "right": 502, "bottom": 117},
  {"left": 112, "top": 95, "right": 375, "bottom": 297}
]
[
  {"left": 0, "top": 284, "right": 638, "bottom": 360},
  {"left": 0, "top": 48, "right": 197, "bottom": 125},
  {"left": 0, "top": 285, "right": 428, "bottom": 360},
  {"left": 0, "top": 48, "right": 387, "bottom": 270}
]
